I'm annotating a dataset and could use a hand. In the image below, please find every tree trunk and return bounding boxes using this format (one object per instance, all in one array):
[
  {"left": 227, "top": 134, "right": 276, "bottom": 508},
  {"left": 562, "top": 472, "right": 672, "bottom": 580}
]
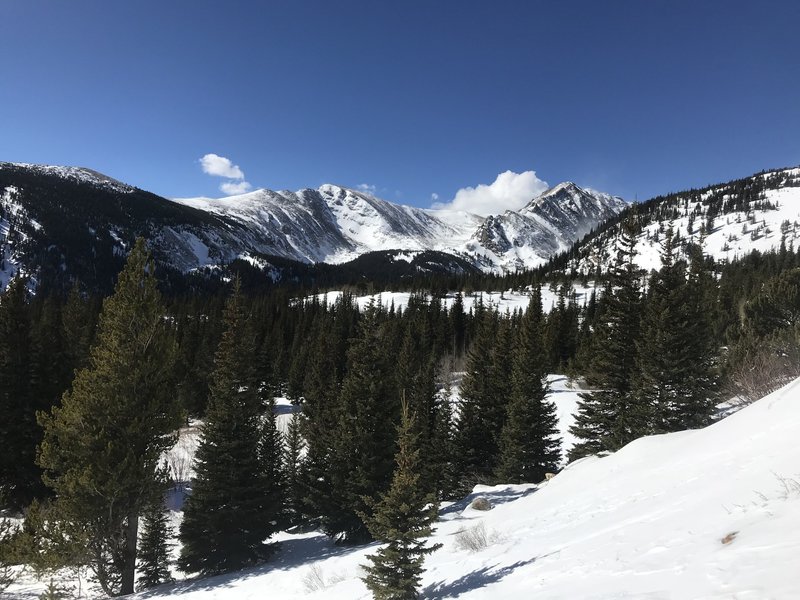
[{"left": 120, "top": 510, "right": 139, "bottom": 595}]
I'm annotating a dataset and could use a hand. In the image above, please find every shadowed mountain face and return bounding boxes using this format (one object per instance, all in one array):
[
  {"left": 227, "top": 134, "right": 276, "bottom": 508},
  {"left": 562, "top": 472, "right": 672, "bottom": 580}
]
[{"left": 0, "top": 162, "right": 626, "bottom": 290}]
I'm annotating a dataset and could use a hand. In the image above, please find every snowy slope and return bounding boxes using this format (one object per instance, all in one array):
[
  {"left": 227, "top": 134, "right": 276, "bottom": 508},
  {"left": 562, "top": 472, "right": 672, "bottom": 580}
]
[
  {"left": 569, "top": 167, "right": 800, "bottom": 274},
  {"left": 87, "top": 376, "right": 798, "bottom": 600}
]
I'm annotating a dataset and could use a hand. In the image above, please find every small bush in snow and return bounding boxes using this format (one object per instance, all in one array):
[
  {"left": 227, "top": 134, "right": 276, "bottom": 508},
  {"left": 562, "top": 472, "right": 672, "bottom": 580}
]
[
  {"left": 469, "top": 497, "right": 492, "bottom": 511},
  {"left": 775, "top": 474, "right": 800, "bottom": 500},
  {"left": 302, "top": 563, "right": 327, "bottom": 593},
  {"left": 454, "top": 522, "right": 495, "bottom": 552}
]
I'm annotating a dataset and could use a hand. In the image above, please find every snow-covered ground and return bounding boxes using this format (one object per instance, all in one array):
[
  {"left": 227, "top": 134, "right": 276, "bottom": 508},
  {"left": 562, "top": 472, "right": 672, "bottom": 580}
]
[
  {"left": 9, "top": 376, "right": 799, "bottom": 598},
  {"left": 306, "top": 284, "right": 599, "bottom": 316}
]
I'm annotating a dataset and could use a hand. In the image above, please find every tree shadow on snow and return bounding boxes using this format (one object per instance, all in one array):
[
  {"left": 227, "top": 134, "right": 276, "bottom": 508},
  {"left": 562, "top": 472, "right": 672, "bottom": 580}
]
[
  {"left": 423, "top": 558, "right": 537, "bottom": 598},
  {"left": 135, "top": 533, "right": 364, "bottom": 597}
]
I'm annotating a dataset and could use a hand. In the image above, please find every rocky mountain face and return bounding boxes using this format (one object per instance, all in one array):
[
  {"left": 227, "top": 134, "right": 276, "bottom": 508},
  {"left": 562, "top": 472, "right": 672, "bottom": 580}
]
[
  {"left": 0, "top": 162, "right": 627, "bottom": 290},
  {"left": 467, "top": 182, "right": 627, "bottom": 271}
]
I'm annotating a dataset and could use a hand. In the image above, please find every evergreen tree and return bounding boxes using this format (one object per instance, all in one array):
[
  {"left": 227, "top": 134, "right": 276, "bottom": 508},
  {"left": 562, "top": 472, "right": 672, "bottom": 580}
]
[
  {"left": 325, "top": 303, "right": 398, "bottom": 543},
  {"left": 453, "top": 310, "right": 498, "bottom": 492},
  {"left": 669, "top": 245, "right": 719, "bottom": 429},
  {"left": 137, "top": 495, "right": 174, "bottom": 590},
  {"left": 495, "top": 289, "right": 560, "bottom": 483},
  {"left": 431, "top": 365, "right": 459, "bottom": 500},
  {"left": 178, "top": 279, "right": 281, "bottom": 575},
  {"left": 283, "top": 412, "right": 307, "bottom": 528},
  {"left": 569, "top": 217, "right": 643, "bottom": 460},
  {"left": 629, "top": 225, "right": 684, "bottom": 434},
  {"left": 0, "top": 277, "right": 38, "bottom": 507},
  {"left": 632, "top": 234, "right": 719, "bottom": 433},
  {"left": 37, "top": 239, "right": 180, "bottom": 596},
  {"left": 298, "top": 324, "right": 341, "bottom": 526},
  {"left": 361, "top": 400, "right": 441, "bottom": 600}
]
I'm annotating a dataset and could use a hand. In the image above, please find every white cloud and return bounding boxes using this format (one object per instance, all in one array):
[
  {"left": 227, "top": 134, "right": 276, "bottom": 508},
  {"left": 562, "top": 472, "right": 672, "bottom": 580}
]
[
  {"left": 199, "top": 153, "right": 253, "bottom": 196},
  {"left": 357, "top": 183, "right": 377, "bottom": 195},
  {"left": 199, "top": 153, "right": 245, "bottom": 179},
  {"left": 433, "top": 170, "right": 550, "bottom": 216},
  {"left": 220, "top": 180, "right": 253, "bottom": 195},
  {"left": 431, "top": 192, "right": 439, "bottom": 202}
]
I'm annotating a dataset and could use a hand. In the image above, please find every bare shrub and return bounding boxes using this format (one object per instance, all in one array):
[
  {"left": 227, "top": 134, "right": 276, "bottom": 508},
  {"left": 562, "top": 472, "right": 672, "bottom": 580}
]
[
  {"left": 302, "top": 563, "right": 327, "bottom": 593},
  {"left": 165, "top": 433, "right": 196, "bottom": 491},
  {"left": 774, "top": 473, "right": 800, "bottom": 500},
  {"left": 454, "top": 522, "right": 488, "bottom": 552},
  {"left": 726, "top": 333, "right": 800, "bottom": 405}
]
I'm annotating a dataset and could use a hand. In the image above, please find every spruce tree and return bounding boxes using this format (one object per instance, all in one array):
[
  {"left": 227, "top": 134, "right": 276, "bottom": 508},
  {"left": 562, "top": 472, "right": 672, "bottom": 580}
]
[
  {"left": 299, "top": 324, "right": 341, "bottom": 527},
  {"left": 452, "top": 308, "right": 504, "bottom": 491},
  {"left": 325, "top": 303, "right": 397, "bottom": 543},
  {"left": 0, "top": 276, "right": 38, "bottom": 508},
  {"left": 569, "top": 216, "right": 643, "bottom": 460},
  {"left": 631, "top": 234, "right": 719, "bottom": 433},
  {"left": 283, "top": 412, "right": 307, "bottom": 528},
  {"left": 179, "top": 279, "right": 280, "bottom": 575},
  {"left": 361, "top": 400, "right": 441, "bottom": 600},
  {"left": 668, "top": 245, "right": 719, "bottom": 429},
  {"left": 137, "top": 495, "right": 174, "bottom": 590},
  {"left": 37, "top": 239, "right": 179, "bottom": 596},
  {"left": 495, "top": 289, "right": 560, "bottom": 483}
]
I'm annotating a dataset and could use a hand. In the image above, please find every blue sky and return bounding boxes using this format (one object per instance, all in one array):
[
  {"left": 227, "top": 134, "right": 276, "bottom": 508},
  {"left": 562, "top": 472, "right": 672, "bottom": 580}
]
[{"left": 1, "top": 1, "right": 798, "bottom": 212}]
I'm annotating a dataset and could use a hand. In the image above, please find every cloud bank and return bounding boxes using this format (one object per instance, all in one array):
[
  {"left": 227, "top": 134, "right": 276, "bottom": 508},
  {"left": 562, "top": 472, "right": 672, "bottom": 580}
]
[
  {"left": 199, "top": 153, "right": 252, "bottom": 195},
  {"left": 433, "top": 170, "right": 549, "bottom": 216}
]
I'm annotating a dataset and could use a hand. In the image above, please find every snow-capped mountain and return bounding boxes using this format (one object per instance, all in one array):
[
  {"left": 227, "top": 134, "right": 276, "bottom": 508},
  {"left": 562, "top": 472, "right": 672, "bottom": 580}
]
[
  {"left": 561, "top": 167, "right": 800, "bottom": 275},
  {"left": 0, "top": 161, "right": 625, "bottom": 289},
  {"left": 173, "top": 181, "right": 626, "bottom": 272},
  {"left": 467, "top": 182, "right": 627, "bottom": 271}
]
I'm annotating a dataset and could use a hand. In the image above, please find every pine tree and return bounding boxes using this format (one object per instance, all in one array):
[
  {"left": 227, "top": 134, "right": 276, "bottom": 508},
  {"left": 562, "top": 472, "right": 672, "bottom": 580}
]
[
  {"left": 283, "top": 412, "right": 307, "bottom": 528},
  {"left": 298, "top": 324, "right": 341, "bottom": 527},
  {"left": 325, "top": 303, "right": 398, "bottom": 543},
  {"left": 137, "top": 495, "right": 174, "bottom": 590},
  {"left": 452, "top": 308, "right": 506, "bottom": 490},
  {"left": 37, "top": 239, "right": 180, "bottom": 596},
  {"left": 631, "top": 234, "right": 719, "bottom": 433},
  {"left": 179, "top": 279, "right": 281, "bottom": 575},
  {"left": 0, "top": 276, "right": 38, "bottom": 508},
  {"left": 431, "top": 366, "right": 459, "bottom": 500},
  {"left": 669, "top": 245, "right": 719, "bottom": 429},
  {"left": 569, "top": 216, "right": 643, "bottom": 460},
  {"left": 361, "top": 400, "right": 442, "bottom": 600},
  {"left": 495, "top": 289, "right": 560, "bottom": 483}
]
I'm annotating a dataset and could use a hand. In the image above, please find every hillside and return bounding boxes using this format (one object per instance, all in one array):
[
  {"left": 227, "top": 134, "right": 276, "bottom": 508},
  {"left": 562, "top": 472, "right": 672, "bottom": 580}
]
[{"left": 560, "top": 167, "right": 800, "bottom": 275}]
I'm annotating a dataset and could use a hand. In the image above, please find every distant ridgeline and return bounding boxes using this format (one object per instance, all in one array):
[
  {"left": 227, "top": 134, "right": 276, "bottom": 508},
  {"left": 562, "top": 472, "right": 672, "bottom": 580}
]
[{"left": 1, "top": 161, "right": 799, "bottom": 294}]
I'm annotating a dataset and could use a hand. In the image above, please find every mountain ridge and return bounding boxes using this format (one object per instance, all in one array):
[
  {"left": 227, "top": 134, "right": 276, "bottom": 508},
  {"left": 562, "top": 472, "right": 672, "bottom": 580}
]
[{"left": 0, "top": 161, "right": 626, "bottom": 289}]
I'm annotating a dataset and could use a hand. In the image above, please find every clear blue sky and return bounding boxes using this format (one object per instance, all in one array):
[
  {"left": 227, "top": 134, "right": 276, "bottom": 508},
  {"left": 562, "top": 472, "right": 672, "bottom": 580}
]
[{"left": 1, "top": 1, "right": 799, "bottom": 207}]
